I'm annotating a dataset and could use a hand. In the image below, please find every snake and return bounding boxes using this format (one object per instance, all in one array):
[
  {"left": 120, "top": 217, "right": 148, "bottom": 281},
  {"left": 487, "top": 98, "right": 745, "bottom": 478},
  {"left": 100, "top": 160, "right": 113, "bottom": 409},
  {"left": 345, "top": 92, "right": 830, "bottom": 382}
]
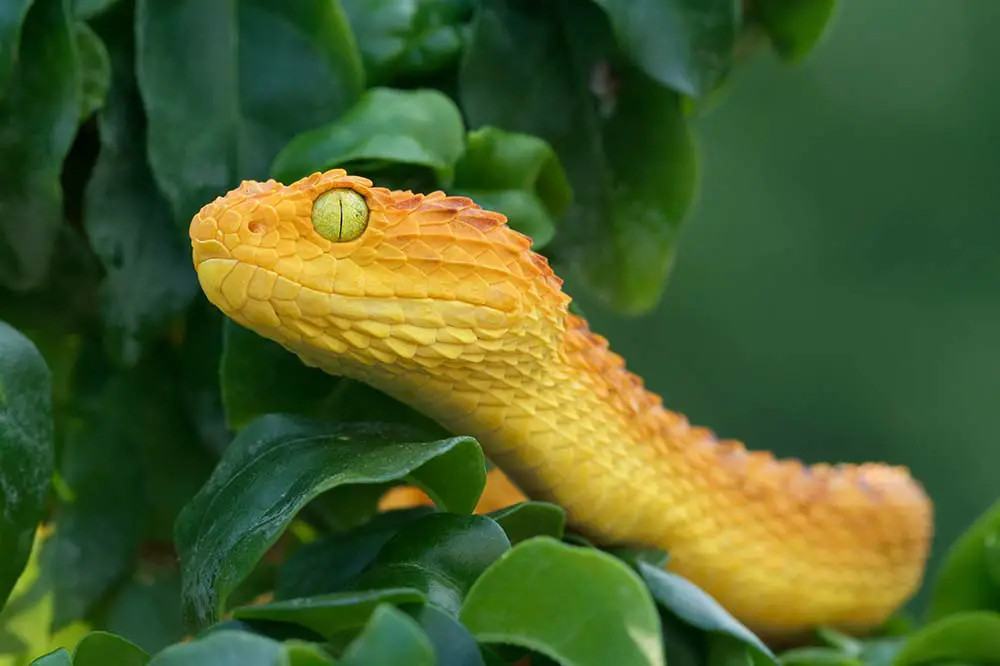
[{"left": 189, "top": 168, "right": 933, "bottom": 640}]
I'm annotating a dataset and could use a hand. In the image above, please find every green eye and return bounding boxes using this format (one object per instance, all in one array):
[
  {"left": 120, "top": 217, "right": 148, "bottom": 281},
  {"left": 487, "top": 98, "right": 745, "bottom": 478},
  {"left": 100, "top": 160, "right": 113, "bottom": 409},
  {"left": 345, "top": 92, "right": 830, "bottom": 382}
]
[{"left": 311, "top": 188, "right": 370, "bottom": 242}]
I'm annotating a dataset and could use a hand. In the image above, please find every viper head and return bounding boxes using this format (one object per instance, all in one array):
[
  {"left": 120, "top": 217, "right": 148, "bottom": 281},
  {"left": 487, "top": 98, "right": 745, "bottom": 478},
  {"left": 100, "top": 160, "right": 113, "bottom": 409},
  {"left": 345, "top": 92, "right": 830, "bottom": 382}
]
[{"left": 189, "top": 169, "right": 567, "bottom": 367}]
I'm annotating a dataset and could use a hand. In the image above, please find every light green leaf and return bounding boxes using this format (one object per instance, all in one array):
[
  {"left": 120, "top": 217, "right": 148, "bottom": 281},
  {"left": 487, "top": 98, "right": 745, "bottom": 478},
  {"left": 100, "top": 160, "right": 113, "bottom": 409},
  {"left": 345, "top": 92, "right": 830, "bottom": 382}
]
[
  {"left": 0, "top": 321, "right": 53, "bottom": 608},
  {"left": 74, "top": 21, "right": 109, "bottom": 120},
  {"left": 175, "top": 414, "right": 486, "bottom": 629},
  {"left": 28, "top": 649, "right": 72, "bottom": 666},
  {"left": 460, "top": 537, "right": 664, "bottom": 666},
  {"left": 757, "top": 0, "right": 838, "bottom": 64},
  {"left": 234, "top": 588, "right": 426, "bottom": 640},
  {"left": 341, "top": 605, "right": 436, "bottom": 666},
  {"left": 778, "top": 647, "right": 861, "bottom": 666},
  {"left": 271, "top": 87, "right": 466, "bottom": 183},
  {"left": 73, "top": 631, "right": 150, "bottom": 666},
  {"left": 0, "top": 0, "right": 80, "bottom": 291},
  {"left": 0, "top": 0, "right": 33, "bottom": 93},
  {"left": 892, "top": 611, "right": 1000, "bottom": 666},
  {"left": 136, "top": 0, "right": 364, "bottom": 225},
  {"left": 148, "top": 631, "right": 284, "bottom": 666},
  {"left": 404, "top": 603, "right": 485, "bottom": 666},
  {"left": 928, "top": 497, "right": 1000, "bottom": 620}
]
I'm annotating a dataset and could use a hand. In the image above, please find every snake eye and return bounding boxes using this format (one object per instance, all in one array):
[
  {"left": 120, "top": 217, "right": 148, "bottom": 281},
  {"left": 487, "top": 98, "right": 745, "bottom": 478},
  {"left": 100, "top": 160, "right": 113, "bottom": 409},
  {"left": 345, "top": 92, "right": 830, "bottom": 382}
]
[{"left": 311, "top": 188, "right": 370, "bottom": 242}]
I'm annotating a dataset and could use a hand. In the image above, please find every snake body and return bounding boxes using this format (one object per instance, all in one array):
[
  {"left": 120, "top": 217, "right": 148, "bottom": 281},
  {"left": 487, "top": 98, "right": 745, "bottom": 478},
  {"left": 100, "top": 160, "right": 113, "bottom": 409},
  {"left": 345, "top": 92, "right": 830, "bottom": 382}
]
[{"left": 189, "top": 169, "right": 933, "bottom": 639}]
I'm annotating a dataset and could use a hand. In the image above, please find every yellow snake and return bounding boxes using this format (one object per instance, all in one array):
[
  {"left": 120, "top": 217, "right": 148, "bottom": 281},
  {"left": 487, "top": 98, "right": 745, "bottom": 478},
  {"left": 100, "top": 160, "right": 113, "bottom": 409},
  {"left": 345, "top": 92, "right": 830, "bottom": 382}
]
[{"left": 189, "top": 169, "right": 933, "bottom": 640}]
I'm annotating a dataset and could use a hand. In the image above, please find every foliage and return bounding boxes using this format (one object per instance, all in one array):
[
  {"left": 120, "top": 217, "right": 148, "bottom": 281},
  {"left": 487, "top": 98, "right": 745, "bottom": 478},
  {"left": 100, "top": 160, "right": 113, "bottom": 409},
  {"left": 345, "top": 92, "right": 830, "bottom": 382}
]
[{"left": 2, "top": 0, "right": 992, "bottom": 664}]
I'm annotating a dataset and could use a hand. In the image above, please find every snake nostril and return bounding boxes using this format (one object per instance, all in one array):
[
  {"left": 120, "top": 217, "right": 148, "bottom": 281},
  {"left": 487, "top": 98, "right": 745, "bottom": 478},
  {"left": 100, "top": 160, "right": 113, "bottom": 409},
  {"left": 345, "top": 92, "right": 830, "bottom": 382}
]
[{"left": 248, "top": 221, "right": 263, "bottom": 234}]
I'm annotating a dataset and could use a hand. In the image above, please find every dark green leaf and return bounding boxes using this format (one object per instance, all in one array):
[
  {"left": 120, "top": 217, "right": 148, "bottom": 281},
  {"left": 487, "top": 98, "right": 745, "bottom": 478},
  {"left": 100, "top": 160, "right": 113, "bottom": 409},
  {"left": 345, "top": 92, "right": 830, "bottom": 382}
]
[
  {"left": 271, "top": 87, "right": 465, "bottom": 183},
  {"left": 928, "top": 498, "right": 1000, "bottom": 620},
  {"left": 74, "top": 0, "right": 119, "bottom": 19},
  {"left": 891, "top": 612, "right": 1000, "bottom": 666},
  {"left": 342, "top": 0, "right": 474, "bottom": 85},
  {"left": 637, "top": 562, "right": 776, "bottom": 665},
  {"left": 0, "top": 0, "right": 80, "bottom": 291},
  {"left": 460, "top": 0, "right": 700, "bottom": 314},
  {"left": 29, "top": 649, "right": 73, "bottom": 666},
  {"left": 84, "top": 4, "right": 197, "bottom": 364},
  {"left": 234, "top": 588, "right": 426, "bottom": 640},
  {"left": 609, "top": 547, "right": 670, "bottom": 570},
  {"left": 778, "top": 647, "right": 861, "bottom": 666},
  {"left": 0, "top": 320, "right": 53, "bottom": 608},
  {"left": 590, "top": 0, "right": 738, "bottom": 98},
  {"left": 0, "top": 0, "right": 33, "bottom": 93},
  {"left": 486, "top": 501, "right": 565, "bottom": 545},
  {"left": 136, "top": 0, "right": 364, "bottom": 225},
  {"left": 757, "top": 0, "right": 838, "bottom": 64},
  {"left": 74, "top": 21, "right": 109, "bottom": 120},
  {"left": 449, "top": 126, "right": 570, "bottom": 248},
  {"left": 816, "top": 628, "right": 862, "bottom": 656},
  {"left": 341, "top": 604, "right": 436, "bottom": 666},
  {"left": 101, "top": 566, "right": 185, "bottom": 655},
  {"left": 460, "top": 537, "right": 664, "bottom": 666},
  {"left": 404, "top": 603, "right": 484, "bottom": 666},
  {"left": 353, "top": 513, "right": 510, "bottom": 616},
  {"left": 175, "top": 414, "right": 486, "bottom": 629},
  {"left": 73, "top": 631, "right": 150, "bottom": 666},
  {"left": 711, "top": 636, "right": 755, "bottom": 666},
  {"left": 220, "top": 320, "right": 340, "bottom": 430},
  {"left": 285, "top": 641, "right": 338, "bottom": 666},
  {"left": 147, "top": 631, "right": 285, "bottom": 666},
  {"left": 276, "top": 507, "right": 436, "bottom": 600}
]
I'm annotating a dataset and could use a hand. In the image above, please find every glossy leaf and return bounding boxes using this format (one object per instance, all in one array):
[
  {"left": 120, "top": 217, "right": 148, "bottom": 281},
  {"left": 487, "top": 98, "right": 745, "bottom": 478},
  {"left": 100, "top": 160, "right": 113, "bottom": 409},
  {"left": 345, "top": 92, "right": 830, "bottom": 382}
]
[
  {"left": 928, "top": 497, "right": 1000, "bottom": 620},
  {"left": 449, "top": 126, "right": 571, "bottom": 248},
  {"left": 148, "top": 631, "right": 285, "bottom": 666},
  {"left": 271, "top": 87, "right": 466, "bottom": 183},
  {"left": 73, "top": 631, "right": 150, "bottom": 666},
  {"left": 778, "top": 647, "right": 862, "bottom": 666},
  {"left": 234, "top": 588, "right": 426, "bottom": 640},
  {"left": 83, "top": 4, "right": 197, "bottom": 364},
  {"left": 341, "top": 0, "right": 474, "bottom": 85},
  {"left": 591, "top": 0, "right": 738, "bottom": 98},
  {"left": 220, "top": 321, "right": 340, "bottom": 430},
  {"left": 638, "top": 563, "right": 776, "bottom": 665},
  {"left": 0, "top": 0, "right": 80, "bottom": 291},
  {"left": 460, "top": 0, "right": 700, "bottom": 314},
  {"left": 405, "top": 603, "right": 485, "bottom": 666},
  {"left": 275, "top": 507, "right": 436, "bottom": 600},
  {"left": 28, "top": 649, "right": 72, "bottom": 666},
  {"left": 0, "top": 321, "right": 53, "bottom": 608},
  {"left": 136, "top": 0, "right": 364, "bottom": 225},
  {"left": 74, "top": 21, "right": 109, "bottom": 120},
  {"left": 341, "top": 604, "right": 436, "bottom": 666},
  {"left": 460, "top": 537, "right": 664, "bottom": 666},
  {"left": 0, "top": 0, "right": 33, "bottom": 93},
  {"left": 891, "top": 612, "right": 1000, "bottom": 666},
  {"left": 175, "top": 414, "right": 486, "bottom": 628},
  {"left": 486, "top": 501, "right": 565, "bottom": 545},
  {"left": 353, "top": 513, "right": 510, "bottom": 616},
  {"left": 757, "top": 0, "right": 838, "bottom": 64}
]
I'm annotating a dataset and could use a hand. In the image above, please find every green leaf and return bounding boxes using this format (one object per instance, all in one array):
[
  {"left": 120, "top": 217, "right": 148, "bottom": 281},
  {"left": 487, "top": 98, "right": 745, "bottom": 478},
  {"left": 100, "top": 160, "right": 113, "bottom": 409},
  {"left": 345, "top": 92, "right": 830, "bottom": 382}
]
[
  {"left": 404, "top": 603, "right": 485, "bottom": 666},
  {"left": 275, "top": 507, "right": 436, "bottom": 600},
  {"left": 74, "top": 21, "right": 109, "bottom": 120},
  {"left": 460, "top": 0, "right": 700, "bottom": 314},
  {"left": 175, "top": 414, "right": 486, "bottom": 629},
  {"left": 609, "top": 547, "right": 670, "bottom": 570},
  {"left": 778, "top": 647, "right": 861, "bottom": 666},
  {"left": 352, "top": 513, "right": 510, "bottom": 616},
  {"left": 73, "top": 631, "right": 150, "bottom": 666},
  {"left": 460, "top": 537, "right": 664, "bottom": 666},
  {"left": 637, "top": 562, "right": 777, "bottom": 665},
  {"left": 101, "top": 566, "right": 185, "bottom": 655},
  {"left": 136, "top": 0, "right": 364, "bottom": 225},
  {"left": 148, "top": 631, "right": 285, "bottom": 666},
  {"left": 285, "top": 642, "right": 338, "bottom": 666},
  {"left": 0, "top": 0, "right": 80, "bottom": 291},
  {"left": 0, "top": 0, "right": 33, "bottom": 93},
  {"left": 891, "top": 612, "right": 1000, "bottom": 666},
  {"left": 220, "top": 321, "right": 340, "bottom": 430},
  {"left": 757, "top": 0, "right": 838, "bottom": 64},
  {"left": 590, "top": 0, "right": 738, "bottom": 98},
  {"left": 448, "top": 126, "right": 570, "bottom": 249},
  {"left": 83, "top": 2, "right": 197, "bottom": 364},
  {"left": 928, "top": 497, "right": 1000, "bottom": 620},
  {"left": 486, "top": 501, "right": 565, "bottom": 545},
  {"left": 341, "top": 604, "right": 436, "bottom": 666},
  {"left": 0, "top": 321, "right": 53, "bottom": 608},
  {"left": 29, "top": 649, "right": 73, "bottom": 666},
  {"left": 271, "top": 87, "right": 466, "bottom": 183},
  {"left": 341, "top": 0, "right": 474, "bottom": 85},
  {"left": 233, "top": 588, "right": 426, "bottom": 640}
]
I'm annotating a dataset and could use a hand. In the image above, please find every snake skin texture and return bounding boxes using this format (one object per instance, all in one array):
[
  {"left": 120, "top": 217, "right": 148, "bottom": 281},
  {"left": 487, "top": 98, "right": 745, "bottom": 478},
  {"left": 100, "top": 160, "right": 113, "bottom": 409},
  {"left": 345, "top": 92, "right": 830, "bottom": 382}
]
[{"left": 189, "top": 169, "right": 933, "bottom": 638}]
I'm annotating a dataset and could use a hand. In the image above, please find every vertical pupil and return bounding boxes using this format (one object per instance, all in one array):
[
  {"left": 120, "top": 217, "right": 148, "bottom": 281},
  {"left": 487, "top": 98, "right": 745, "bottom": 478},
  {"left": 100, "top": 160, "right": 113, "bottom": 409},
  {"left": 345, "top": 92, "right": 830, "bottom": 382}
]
[{"left": 338, "top": 195, "right": 344, "bottom": 241}]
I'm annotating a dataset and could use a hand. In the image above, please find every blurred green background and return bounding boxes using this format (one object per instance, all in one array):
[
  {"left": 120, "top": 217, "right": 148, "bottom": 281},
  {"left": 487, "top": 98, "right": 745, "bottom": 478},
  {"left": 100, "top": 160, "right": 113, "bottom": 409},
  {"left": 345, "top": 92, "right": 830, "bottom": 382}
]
[{"left": 565, "top": 0, "right": 998, "bottom": 610}]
